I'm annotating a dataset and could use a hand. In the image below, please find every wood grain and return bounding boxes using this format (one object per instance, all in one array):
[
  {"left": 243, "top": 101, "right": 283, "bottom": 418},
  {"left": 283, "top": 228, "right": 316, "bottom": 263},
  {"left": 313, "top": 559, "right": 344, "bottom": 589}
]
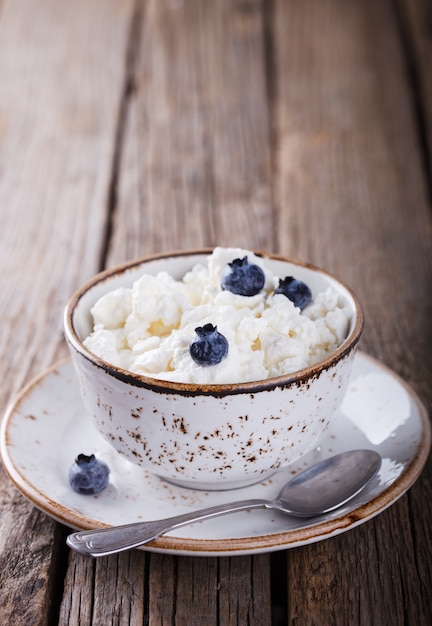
[
  {"left": 272, "top": 0, "right": 432, "bottom": 623},
  {"left": 399, "top": 0, "right": 432, "bottom": 182},
  {"left": 0, "top": 0, "right": 134, "bottom": 623},
  {"left": 107, "top": 0, "right": 274, "bottom": 265},
  {"left": 0, "top": 0, "right": 431, "bottom": 624},
  {"left": 100, "top": 2, "right": 274, "bottom": 624}
]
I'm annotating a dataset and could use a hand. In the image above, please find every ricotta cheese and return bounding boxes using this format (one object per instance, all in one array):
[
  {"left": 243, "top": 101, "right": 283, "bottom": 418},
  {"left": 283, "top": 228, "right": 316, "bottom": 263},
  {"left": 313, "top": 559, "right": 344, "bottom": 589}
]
[{"left": 84, "top": 247, "right": 351, "bottom": 384}]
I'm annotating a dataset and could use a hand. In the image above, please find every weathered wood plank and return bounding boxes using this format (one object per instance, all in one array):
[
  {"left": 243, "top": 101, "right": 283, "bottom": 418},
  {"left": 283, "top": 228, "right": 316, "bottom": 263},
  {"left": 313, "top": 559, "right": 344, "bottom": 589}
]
[
  {"left": 0, "top": 0, "right": 134, "bottom": 394},
  {"left": 57, "top": 554, "right": 96, "bottom": 626},
  {"left": 107, "top": 0, "right": 273, "bottom": 266},
  {"left": 59, "top": 550, "right": 148, "bottom": 626},
  {"left": 147, "top": 553, "right": 176, "bottom": 625},
  {"left": 1, "top": 0, "right": 431, "bottom": 623},
  {"left": 218, "top": 555, "right": 272, "bottom": 624},
  {"left": 169, "top": 557, "right": 219, "bottom": 626},
  {"left": 0, "top": 495, "right": 59, "bottom": 625},
  {"left": 0, "top": 0, "right": 134, "bottom": 623},
  {"left": 287, "top": 504, "right": 428, "bottom": 625},
  {"left": 92, "top": 552, "right": 148, "bottom": 624},
  {"left": 101, "top": 1, "right": 274, "bottom": 624},
  {"left": 271, "top": 0, "right": 432, "bottom": 623},
  {"left": 398, "top": 0, "right": 432, "bottom": 181},
  {"left": 146, "top": 553, "right": 272, "bottom": 625}
]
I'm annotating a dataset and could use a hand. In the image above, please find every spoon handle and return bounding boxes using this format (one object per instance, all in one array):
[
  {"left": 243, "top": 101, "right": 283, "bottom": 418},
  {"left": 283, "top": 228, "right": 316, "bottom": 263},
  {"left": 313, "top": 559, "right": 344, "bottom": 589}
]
[{"left": 67, "top": 498, "right": 269, "bottom": 557}]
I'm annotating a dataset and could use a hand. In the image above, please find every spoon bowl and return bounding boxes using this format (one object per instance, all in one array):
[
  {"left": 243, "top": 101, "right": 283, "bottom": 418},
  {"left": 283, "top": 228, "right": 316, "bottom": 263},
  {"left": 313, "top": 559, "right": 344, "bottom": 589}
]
[
  {"left": 275, "top": 448, "right": 381, "bottom": 516},
  {"left": 67, "top": 449, "right": 381, "bottom": 557}
]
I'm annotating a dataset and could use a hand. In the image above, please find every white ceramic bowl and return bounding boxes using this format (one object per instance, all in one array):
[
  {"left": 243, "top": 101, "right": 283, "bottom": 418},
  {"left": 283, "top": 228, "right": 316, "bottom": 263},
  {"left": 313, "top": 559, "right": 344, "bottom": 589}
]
[{"left": 64, "top": 249, "right": 364, "bottom": 490}]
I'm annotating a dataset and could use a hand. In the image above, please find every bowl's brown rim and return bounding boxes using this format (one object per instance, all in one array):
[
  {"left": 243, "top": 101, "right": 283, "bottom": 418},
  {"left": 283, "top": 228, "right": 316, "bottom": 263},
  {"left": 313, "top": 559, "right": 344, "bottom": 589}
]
[{"left": 64, "top": 249, "right": 365, "bottom": 396}]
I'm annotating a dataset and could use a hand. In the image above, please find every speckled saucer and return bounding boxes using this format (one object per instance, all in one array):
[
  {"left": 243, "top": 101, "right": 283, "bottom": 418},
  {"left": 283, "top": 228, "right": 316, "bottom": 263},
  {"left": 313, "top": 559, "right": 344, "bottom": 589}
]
[{"left": 1, "top": 352, "right": 430, "bottom": 556}]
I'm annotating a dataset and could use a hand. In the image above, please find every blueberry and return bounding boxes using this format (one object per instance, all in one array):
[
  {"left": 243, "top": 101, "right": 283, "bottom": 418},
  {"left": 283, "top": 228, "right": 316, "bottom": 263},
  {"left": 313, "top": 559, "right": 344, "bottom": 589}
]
[
  {"left": 274, "top": 276, "right": 312, "bottom": 310},
  {"left": 189, "top": 323, "right": 229, "bottom": 366},
  {"left": 68, "top": 453, "right": 110, "bottom": 495},
  {"left": 221, "top": 256, "right": 265, "bottom": 296}
]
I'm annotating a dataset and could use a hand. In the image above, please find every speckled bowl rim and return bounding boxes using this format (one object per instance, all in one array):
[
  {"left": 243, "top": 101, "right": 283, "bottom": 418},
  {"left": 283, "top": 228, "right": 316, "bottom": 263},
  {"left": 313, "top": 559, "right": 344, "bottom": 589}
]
[{"left": 64, "top": 248, "right": 364, "bottom": 395}]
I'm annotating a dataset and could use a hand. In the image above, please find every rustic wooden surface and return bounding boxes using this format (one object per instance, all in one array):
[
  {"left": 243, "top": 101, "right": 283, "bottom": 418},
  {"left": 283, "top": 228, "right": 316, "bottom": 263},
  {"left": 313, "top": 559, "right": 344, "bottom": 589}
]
[{"left": 0, "top": 0, "right": 431, "bottom": 624}]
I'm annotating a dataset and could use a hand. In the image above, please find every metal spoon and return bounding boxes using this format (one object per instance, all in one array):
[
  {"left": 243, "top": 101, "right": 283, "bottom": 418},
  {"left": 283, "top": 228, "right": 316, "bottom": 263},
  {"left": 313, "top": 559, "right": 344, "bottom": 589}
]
[{"left": 67, "top": 449, "right": 381, "bottom": 557}]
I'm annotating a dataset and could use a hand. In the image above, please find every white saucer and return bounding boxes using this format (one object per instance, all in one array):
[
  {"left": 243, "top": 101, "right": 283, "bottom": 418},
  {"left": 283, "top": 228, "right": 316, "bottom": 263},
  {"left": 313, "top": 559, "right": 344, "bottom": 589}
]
[{"left": 1, "top": 352, "right": 430, "bottom": 556}]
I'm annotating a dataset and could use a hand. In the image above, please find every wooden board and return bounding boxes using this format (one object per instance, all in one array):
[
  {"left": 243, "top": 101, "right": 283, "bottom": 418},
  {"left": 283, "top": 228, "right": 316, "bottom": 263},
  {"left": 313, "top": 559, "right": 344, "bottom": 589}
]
[{"left": 0, "top": 0, "right": 430, "bottom": 624}]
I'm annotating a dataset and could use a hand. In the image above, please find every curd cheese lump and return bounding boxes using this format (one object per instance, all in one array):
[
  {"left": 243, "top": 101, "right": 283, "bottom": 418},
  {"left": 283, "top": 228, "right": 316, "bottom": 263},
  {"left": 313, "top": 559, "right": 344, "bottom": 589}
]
[{"left": 84, "top": 247, "right": 352, "bottom": 384}]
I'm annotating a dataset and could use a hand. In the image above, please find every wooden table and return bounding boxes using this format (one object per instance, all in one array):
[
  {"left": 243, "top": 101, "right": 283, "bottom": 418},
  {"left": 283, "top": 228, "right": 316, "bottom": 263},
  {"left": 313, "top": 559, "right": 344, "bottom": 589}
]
[{"left": 1, "top": 0, "right": 431, "bottom": 624}]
